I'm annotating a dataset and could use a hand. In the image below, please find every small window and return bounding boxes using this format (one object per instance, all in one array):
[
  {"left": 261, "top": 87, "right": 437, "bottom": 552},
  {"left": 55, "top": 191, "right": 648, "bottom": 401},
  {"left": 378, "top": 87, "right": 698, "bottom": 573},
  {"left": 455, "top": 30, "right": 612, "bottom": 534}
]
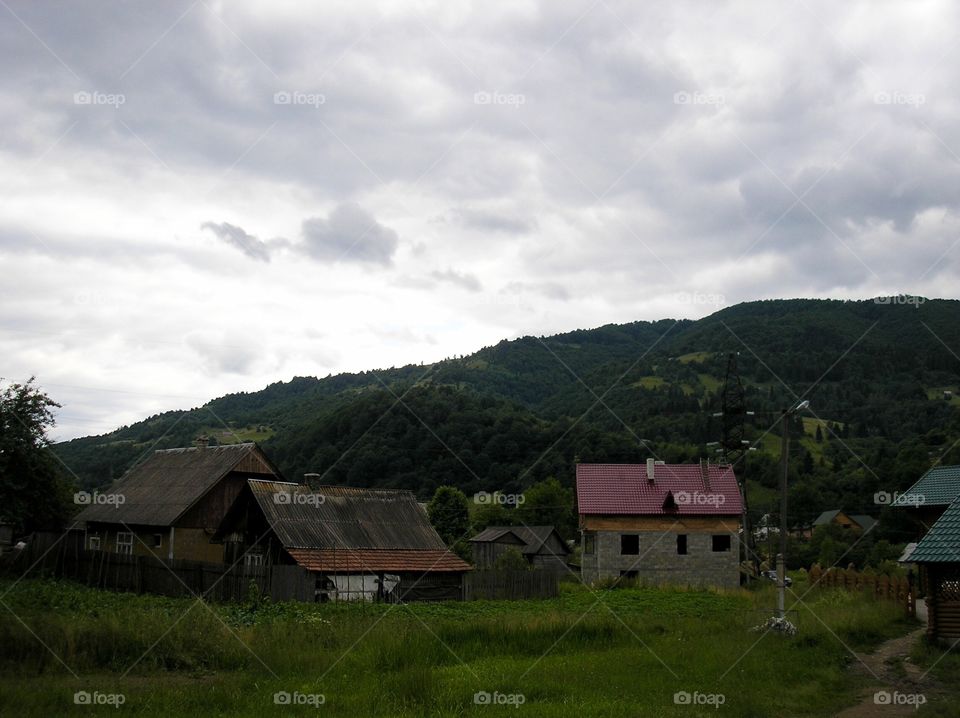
[
  {"left": 583, "top": 533, "right": 595, "bottom": 555},
  {"left": 88, "top": 536, "right": 101, "bottom": 551},
  {"left": 677, "top": 534, "right": 688, "bottom": 555},
  {"left": 152, "top": 534, "right": 163, "bottom": 549},
  {"left": 116, "top": 532, "right": 134, "bottom": 555},
  {"left": 244, "top": 552, "right": 263, "bottom": 567},
  {"left": 620, "top": 534, "right": 639, "bottom": 555},
  {"left": 712, "top": 534, "right": 731, "bottom": 552}
]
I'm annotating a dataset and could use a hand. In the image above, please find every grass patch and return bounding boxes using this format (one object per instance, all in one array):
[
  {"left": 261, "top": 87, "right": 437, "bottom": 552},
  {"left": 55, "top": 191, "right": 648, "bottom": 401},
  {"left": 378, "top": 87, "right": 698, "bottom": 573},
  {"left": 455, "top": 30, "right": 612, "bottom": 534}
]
[{"left": 0, "top": 578, "right": 926, "bottom": 717}]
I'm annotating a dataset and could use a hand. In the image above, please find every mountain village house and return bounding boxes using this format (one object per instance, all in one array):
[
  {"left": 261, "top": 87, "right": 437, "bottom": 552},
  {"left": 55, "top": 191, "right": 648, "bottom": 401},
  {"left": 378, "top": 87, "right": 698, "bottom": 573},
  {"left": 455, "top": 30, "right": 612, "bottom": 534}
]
[
  {"left": 76, "top": 443, "right": 281, "bottom": 562},
  {"left": 214, "top": 480, "right": 471, "bottom": 601},
  {"left": 577, "top": 459, "right": 743, "bottom": 589}
]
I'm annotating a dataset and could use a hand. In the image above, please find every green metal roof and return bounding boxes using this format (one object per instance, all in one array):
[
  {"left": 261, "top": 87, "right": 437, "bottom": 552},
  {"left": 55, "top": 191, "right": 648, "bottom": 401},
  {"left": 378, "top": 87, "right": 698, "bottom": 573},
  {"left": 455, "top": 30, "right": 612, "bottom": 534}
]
[
  {"left": 909, "top": 498, "right": 960, "bottom": 563},
  {"left": 891, "top": 465, "right": 960, "bottom": 507}
]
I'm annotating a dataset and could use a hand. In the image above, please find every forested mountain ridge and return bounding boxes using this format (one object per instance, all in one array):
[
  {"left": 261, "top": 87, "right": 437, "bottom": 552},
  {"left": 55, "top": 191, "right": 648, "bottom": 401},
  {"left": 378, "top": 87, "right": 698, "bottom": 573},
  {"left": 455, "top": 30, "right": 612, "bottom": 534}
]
[{"left": 52, "top": 298, "right": 960, "bottom": 539}]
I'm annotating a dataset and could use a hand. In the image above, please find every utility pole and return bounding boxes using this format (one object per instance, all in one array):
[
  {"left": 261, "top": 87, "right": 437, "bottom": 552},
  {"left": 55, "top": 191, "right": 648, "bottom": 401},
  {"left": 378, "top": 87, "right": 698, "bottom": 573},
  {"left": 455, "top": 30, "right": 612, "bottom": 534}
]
[{"left": 778, "top": 400, "right": 809, "bottom": 619}]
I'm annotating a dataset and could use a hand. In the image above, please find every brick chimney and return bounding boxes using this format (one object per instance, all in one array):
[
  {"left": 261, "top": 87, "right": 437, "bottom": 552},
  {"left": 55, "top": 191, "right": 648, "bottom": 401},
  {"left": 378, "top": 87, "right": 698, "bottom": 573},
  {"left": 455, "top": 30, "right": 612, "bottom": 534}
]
[{"left": 701, "top": 458, "right": 711, "bottom": 490}]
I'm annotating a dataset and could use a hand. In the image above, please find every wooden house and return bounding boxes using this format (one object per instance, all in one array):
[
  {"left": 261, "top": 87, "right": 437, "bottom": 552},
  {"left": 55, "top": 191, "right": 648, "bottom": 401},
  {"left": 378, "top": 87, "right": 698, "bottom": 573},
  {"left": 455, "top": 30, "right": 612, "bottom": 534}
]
[
  {"left": 907, "top": 496, "right": 960, "bottom": 642},
  {"left": 811, "top": 510, "right": 877, "bottom": 534},
  {"left": 214, "top": 481, "right": 471, "bottom": 601},
  {"left": 469, "top": 526, "right": 570, "bottom": 575},
  {"left": 576, "top": 459, "right": 743, "bottom": 589},
  {"left": 76, "top": 443, "right": 281, "bottom": 562}
]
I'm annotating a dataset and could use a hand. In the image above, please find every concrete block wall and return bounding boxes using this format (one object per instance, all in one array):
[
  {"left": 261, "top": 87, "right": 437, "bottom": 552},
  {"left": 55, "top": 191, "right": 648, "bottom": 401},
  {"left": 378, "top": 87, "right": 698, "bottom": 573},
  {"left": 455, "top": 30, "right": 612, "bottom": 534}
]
[{"left": 581, "top": 529, "right": 739, "bottom": 589}]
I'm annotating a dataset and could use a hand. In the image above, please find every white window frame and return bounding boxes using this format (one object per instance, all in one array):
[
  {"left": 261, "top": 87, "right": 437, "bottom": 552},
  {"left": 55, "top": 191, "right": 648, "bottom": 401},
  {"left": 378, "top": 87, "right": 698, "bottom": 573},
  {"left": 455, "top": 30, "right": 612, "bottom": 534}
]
[
  {"left": 244, "top": 552, "right": 263, "bottom": 567},
  {"left": 116, "top": 531, "right": 134, "bottom": 555},
  {"left": 88, "top": 536, "right": 101, "bottom": 551}
]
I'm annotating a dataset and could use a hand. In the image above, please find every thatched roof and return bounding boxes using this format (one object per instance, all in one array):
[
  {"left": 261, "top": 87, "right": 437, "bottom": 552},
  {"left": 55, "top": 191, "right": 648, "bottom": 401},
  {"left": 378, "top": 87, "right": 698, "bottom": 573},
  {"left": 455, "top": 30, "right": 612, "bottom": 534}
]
[{"left": 77, "top": 443, "right": 278, "bottom": 526}]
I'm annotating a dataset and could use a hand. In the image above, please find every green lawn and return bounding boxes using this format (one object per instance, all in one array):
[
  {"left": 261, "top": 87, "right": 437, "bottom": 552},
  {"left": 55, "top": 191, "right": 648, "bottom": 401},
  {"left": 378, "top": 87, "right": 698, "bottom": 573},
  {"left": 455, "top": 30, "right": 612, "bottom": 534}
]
[{"left": 0, "top": 578, "right": 925, "bottom": 717}]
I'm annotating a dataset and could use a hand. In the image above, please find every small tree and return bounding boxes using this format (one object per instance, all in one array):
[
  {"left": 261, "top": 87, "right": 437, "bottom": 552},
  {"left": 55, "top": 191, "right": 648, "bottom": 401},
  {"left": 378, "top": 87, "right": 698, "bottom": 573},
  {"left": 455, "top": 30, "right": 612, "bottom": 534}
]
[
  {"left": 493, "top": 547, "right": 529, "bottom": 571},
  {"left": 472, "top": 502, "right": 513, "bottom": 532},
  {"left": 0, "top": 378, "right": 73, "bottom": 533},
  {"left": 515, "top": 477, "right": 577, "bottom": 540},
  {"left": 427, "top": 486, "right": 470, "bottom": 557}
]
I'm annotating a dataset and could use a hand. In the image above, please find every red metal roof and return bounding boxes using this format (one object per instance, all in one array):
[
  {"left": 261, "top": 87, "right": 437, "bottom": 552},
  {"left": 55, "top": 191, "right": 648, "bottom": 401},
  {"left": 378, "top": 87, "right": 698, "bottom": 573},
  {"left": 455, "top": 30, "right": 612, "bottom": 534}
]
[
  {"left": 286, "top": 548, "right": 471, "bottom": 573},
  {"left": 576, "top": 463, "right": 743, "bottom": 516}
]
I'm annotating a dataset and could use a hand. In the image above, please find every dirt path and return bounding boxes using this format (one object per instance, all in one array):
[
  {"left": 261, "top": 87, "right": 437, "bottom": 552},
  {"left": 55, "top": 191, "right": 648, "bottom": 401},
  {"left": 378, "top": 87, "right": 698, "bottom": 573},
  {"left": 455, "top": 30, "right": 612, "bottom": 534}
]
[{"left": 835, "top": 627, "right": 940, "bottom": 717}]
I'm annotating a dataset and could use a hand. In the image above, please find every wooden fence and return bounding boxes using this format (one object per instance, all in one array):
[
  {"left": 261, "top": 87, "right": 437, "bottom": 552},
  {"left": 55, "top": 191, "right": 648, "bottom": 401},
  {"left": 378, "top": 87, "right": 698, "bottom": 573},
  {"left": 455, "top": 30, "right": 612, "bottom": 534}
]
[
  {"left": 464, "top": 569, "right": 559, "bottom": 601},
  {"left": 808, "top": 564, "right": 915, "bottom": 615},
  {"left": 3, "top": 535, "right": 560, "bottom": 603}
]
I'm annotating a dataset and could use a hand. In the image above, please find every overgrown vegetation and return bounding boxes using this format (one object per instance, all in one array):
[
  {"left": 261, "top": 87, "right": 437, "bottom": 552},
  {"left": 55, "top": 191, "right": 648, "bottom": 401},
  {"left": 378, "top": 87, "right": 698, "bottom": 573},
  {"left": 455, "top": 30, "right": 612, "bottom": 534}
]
[{"left": 0, "top": 577, "right": 923, "bottom": 717}]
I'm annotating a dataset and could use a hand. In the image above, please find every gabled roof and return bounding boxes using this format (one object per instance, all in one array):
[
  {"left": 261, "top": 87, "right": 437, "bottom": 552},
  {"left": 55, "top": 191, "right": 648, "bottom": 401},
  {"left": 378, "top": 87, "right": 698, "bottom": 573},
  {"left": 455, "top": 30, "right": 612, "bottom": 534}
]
[
  {"left": 576, "top": 463, "right": 743, "bottom": 516},
  {"left": 77, "top": 443, "right": 278, "bottom": 526},
  {"left": 909, "top": 497, "right": 960, "bottom": 563},
  {"left": 892, "top": 465, "right": 960, "bottom": 507},
  {"left": 813, "top": 509, "right": 844, "bottom": 526},
  {"left": 849, "top": 514, "right": 877, "bottom": 533},
  {"left": 469, "top": 525, "right": 570, "bottom": 555},
  {"left": 247, "top": 481, "right": 470, "bottom": 573},
  {"left": 249, "top": 482, "right": 448, "bottom": 551}
]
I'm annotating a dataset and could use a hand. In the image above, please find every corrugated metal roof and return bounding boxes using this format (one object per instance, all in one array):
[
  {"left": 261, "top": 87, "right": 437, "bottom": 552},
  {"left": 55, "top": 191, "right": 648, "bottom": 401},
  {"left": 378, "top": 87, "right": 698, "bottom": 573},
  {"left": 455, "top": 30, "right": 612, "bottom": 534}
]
[
  {"left": 77, "top": 444, "right": 275, "bottom": 526},
  {"left": 249, "top": 481, "right": 448, "bottom": 551},
  {"left": 469, "top": 525, "right": 569, "bottom": 555},
  {"left": 576, "top": 463, "right": 743, "bottom": 516},
  {"left": 287, "top": 548, "right": 470, "bottom": 573},
  {"left": 892, "top": 465, "right": 960, "bottom": 507},
  {"left": 813, "top": 509, "right": 842, "bottom": 526},
  {"left": 909, "top": 497, "right": 960, "bottom": 563}
]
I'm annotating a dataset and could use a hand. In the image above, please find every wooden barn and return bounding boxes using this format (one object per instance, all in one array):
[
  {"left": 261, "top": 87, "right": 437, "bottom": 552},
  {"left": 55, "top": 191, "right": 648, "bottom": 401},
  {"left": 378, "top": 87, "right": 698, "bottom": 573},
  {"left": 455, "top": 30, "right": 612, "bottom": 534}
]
[
  {"left": 577, "top": 459, "right": 743, "bottom": 589},
  {"left": 908, "top": 496, "right": 960, "bottom": 642},
  {"left": 76, "top": 442, "right": 282, "bottom": 562},
  {"left": 214, "top": 481, "right": 471, "bottom": 601},
  {"left": 469, "top": 526, "right": 570, "bottom": 575}
]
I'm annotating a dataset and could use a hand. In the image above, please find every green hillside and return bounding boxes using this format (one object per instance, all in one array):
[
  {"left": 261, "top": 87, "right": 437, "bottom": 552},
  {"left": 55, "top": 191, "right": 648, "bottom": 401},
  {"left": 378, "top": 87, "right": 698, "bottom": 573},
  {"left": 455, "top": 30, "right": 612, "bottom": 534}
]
[{"left": 52, "top": 298, "right": 960, "bottom": 543}]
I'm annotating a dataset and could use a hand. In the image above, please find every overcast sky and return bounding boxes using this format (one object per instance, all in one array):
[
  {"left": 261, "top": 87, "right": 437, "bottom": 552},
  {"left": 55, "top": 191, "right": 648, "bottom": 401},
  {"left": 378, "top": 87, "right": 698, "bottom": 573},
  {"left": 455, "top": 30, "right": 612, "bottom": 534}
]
[{"left": 2, "top": 0, "right": 959, "bottom": 441}]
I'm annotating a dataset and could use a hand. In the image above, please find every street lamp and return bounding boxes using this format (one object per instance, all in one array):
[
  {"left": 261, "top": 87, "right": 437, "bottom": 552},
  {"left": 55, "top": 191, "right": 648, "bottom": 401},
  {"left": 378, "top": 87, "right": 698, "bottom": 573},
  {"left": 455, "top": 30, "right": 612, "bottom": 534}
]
[{"left": 777, "top": 399, "right": 810, "bottom": 619}]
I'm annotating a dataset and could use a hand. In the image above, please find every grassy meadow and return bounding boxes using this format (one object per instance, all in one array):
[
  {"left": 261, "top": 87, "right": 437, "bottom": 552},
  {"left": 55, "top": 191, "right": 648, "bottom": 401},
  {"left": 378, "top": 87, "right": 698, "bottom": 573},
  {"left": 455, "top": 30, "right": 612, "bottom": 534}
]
[{"left": 0, "top": 576, "right": 934, "bottom": 717}]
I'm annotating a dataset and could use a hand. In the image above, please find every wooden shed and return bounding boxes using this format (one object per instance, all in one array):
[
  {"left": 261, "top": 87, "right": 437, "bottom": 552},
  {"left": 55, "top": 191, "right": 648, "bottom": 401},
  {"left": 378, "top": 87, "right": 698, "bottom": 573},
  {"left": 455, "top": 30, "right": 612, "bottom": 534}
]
[{"left": 469, "top": 526, "right": 571, "bottom": 575}]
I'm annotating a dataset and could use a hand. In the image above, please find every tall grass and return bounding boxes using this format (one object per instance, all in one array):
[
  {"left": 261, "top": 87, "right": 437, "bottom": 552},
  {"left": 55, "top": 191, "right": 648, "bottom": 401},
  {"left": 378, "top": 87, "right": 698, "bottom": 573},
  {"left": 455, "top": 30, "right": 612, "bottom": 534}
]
[{"left": 0, "top": 578, "right": 921, "bottom": 717}]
